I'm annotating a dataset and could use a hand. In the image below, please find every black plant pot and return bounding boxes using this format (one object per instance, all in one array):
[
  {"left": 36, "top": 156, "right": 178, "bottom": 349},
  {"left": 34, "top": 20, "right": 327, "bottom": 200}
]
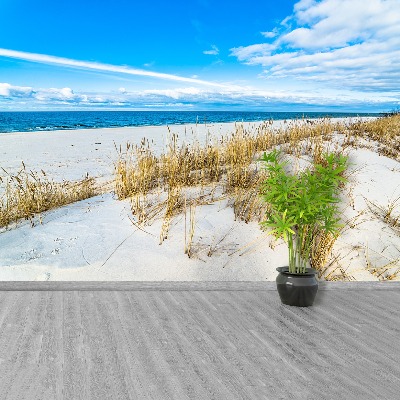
[{"left": 276, "top": 266, "right": 318, "bottom": 307}]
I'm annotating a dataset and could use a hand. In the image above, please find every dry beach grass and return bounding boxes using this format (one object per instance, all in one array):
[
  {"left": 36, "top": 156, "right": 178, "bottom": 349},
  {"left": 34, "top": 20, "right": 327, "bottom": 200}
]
[{"left": 0, "top": 163, "right": 96, "bottom": 228}]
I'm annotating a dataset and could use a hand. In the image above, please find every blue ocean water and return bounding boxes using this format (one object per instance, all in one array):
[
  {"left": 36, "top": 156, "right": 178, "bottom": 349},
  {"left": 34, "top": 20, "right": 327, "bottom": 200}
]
[{"left": 0, "top": 111, "right": 381, "bottom": 133}]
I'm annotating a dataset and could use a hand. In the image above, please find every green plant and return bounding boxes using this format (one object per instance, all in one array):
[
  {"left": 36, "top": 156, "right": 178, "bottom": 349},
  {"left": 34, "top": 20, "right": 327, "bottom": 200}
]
[{"left": 259, "top": 149, "right": 348, "bottom": 274}]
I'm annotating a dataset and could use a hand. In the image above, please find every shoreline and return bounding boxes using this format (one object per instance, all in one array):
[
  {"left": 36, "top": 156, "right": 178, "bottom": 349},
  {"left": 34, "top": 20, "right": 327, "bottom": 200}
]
[
  {"left": 0, "top": 120, "right": 267, "bottom": 182},
  {"left": 0, "top": 117, "right": 376, "bottom": 179},
  {"left": 0, "top": 115, "right": 377, "bottom": 136},
  {"left": 0, "top": 111, "right": 381, "bottom": 135}
]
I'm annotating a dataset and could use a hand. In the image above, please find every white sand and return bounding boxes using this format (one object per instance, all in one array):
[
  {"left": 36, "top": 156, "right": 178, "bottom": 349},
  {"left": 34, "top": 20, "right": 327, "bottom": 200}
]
[
  {"left": 0, "top": 121, "right": 267, "bottom": 182},
  {"left": 0, "top": 118, "right": 368, "bottom": 181},
  {"left": 0, "top": 118, "right": 398, "bottom": 281}
]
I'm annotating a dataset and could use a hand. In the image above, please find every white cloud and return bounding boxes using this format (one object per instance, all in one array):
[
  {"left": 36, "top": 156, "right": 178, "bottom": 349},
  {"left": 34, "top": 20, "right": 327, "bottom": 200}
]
[
  {"left": 230, "top": 44, "right": 276, "bottom": 62},
  {"left": 34, "top": 87, "right": 80, "bottom": 101},
  {"left": 144, "top": 87, "right": 203, "bottom": 99},
  {"left": 0, "top": 82, "right": 397, "bottom": 110},
  {"left": 0, "top": 82, "right": 34, "bottom": 97},
  {"left": 230, "top": 0, "right": 400, "bottom": 93},
  {"left": 58, "top": 87, "right": 75, "bottom": 99},
  {"left": 203, "top": 45, "right": 219, "bottom": 55},
  {"left": 0, "top": 48, "right": 228, "bottom": 89},
  {"left": 280, "top": 0, "right": 396, "bottom": 49},
  {"left": 261, "top": 28, "right": 278, "bottom": 38}
]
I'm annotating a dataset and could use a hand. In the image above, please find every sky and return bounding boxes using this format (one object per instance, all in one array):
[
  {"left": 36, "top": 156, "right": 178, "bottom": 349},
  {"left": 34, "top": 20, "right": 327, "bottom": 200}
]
[{"left": 0, "top": 0, "right": 399, "bottom": 112}]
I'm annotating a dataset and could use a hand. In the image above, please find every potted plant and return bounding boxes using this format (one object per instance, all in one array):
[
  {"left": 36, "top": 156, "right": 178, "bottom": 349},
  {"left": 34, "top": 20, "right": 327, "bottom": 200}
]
[{"left": 259, "top": 149, "right": 348, "bottom": 306}]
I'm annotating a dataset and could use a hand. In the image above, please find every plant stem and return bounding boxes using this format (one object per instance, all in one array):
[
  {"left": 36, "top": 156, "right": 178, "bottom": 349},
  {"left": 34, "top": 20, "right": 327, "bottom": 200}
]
[
  {"left": 297, "top": 228, "right": 303, "bottom": 273},
  {"left": 288, "top": 232, "right": 294, "bottom": 273}
]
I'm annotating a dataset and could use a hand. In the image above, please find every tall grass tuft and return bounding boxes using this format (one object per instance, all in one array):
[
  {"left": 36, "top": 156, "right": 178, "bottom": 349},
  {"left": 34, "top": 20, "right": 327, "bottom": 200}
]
[
  {"left": 115, "top": 139, "right": 159, "bottom": 198},
  {"left": 0, "top": 163, "right": 96, "bottom": 228},
  {"left": 347, "top": 114, "right": 400, "bottom": 160}
]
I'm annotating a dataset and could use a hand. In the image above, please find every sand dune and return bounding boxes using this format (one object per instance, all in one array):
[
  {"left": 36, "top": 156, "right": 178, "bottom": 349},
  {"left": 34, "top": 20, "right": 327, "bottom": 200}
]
[{"left": 0, "top": 118, "right": 398, "bottom": 281}]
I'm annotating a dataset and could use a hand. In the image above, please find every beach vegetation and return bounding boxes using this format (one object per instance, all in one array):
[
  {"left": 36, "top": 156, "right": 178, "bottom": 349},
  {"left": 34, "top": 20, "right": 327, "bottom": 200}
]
[
  {"left": 348, "top": 114, "right": 400, "bottom": 161},
  {"left": 0, "top": 163, "right": 96, "bottom": 228}
]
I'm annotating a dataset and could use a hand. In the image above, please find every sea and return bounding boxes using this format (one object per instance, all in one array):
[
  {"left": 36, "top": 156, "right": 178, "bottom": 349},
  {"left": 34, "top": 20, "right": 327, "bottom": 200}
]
[{"left": 0, "top": 111, "right": 381, "bottom": 133}]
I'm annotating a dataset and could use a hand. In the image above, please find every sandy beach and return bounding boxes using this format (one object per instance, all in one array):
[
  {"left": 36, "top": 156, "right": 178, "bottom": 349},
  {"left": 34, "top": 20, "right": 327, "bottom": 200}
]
[
  {"left": 0, "top": 121, "right": 267, "bottom": 182},
  {"left": 0, "top": 118, "right": 399, "bottom": 281}
]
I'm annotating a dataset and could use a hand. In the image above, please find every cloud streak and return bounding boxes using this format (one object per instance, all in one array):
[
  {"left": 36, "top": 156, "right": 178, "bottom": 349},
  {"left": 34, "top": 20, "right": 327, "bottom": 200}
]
[{"left": 0, "top": 48, "right": 228, "bottom": 89}]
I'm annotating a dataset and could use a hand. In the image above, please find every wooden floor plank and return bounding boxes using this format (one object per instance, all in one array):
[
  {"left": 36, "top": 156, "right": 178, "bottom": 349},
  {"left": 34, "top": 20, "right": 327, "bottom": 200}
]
[{"left": 0, "top": 284, "right": 399, "bottom": 399}]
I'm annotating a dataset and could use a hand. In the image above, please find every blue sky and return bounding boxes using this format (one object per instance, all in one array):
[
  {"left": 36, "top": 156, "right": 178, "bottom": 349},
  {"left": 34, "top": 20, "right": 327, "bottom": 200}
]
[{"left": 0, "top": 0, "right": 399, "bottom": 111}]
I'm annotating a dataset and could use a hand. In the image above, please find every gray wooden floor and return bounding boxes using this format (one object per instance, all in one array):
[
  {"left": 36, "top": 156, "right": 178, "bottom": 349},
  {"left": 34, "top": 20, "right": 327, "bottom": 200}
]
[{"left": 0, "top": 282, "right": 399, "bottom": 400}]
